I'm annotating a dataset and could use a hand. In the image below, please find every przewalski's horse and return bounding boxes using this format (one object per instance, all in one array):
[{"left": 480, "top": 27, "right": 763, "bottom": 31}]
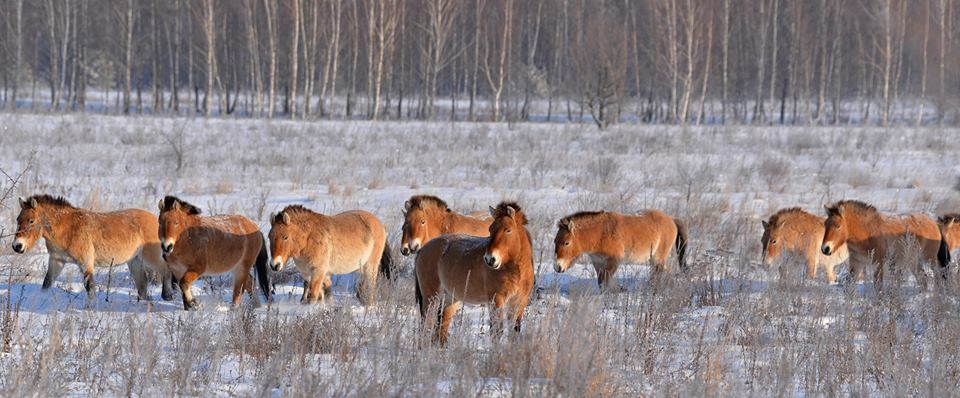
[
  {"left": 158, "top": 196, "right": 271, "bottom": 310},
  {"left": 400, "top": 195, "right": 491, "bottom": 256},
  {"left": 553, "top": 209, "right": 687, "bottom": 289},
  {"left": 13, "top": 195, "right": 175, "bottom": 301},
  {"left": 937, "top": 214, "right": 958, "bottom": 267},
  {"left": 268, "top": 205, "right": 392, "bottom": 305},
  {"left": 821, "top": 200, "right": 949, "bottom": 290},
  {"left": 415, "top": 202, "right": 534, "bottom": 347},
  {"left": 761, "top": 208, "right": 850, "bottom": 284}
]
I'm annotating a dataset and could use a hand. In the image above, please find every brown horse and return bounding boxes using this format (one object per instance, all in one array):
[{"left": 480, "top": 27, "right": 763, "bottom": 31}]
[
  {"left": 13, "top": 195, "right": 175, "bottom": 301},
  {"left": 414, "top": 202, "right": 534, "bottom": 347},
  {"left": 268, "top": 205, "right": 391, "bottom": 305},
  {"left": 553, "top": 209, "right": 687, "bottom": 289},
  {"left": 761, "top": 208, "right": 850, "bottom": 284},
  {"left": 937, "top": 214, "right": 958, "bottom": 267},
  {"left": 158, "top": 196, "right": 271, "bottom": 310},
  {"left": 400, "top": 195, "right": 491, "bottom": 256},
  {"left": 821, "top": 200, "right": 948, "bottom": 289}
]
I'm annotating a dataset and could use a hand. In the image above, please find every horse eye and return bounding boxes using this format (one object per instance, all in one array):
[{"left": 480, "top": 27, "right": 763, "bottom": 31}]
[
  {"left": 506, "top": 229, "right": 512, "bottom": 234},
  {"left": 835, "top": 225, "right": 841, "bottom": 229},
  {"left": 283, "top": 236, "right": 289, "bottom": 241},
  {"left": 29, "top": 219, "right": 35, "bottom": 225},
  {"left": 564, "top": 241, "right": 570, "bottom": 246},
  {"left": 420, "top": 220, "right": 426, "bottom": 225},
  {"left": 771, "top": 239, "right": 777, "bottom": 244}
]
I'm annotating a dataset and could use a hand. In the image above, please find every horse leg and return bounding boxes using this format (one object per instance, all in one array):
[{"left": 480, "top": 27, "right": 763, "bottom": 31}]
[
  {"left": 160, "top": 271, "right": 177, "bottom": 301},
  {"left": 806, "top": 257, "right": 818, "bottom": 281},
  {"left": 323, "top": 276, "right": 333, "bottom": 302},
  {"left": 243, "top": 276, "right": 259, "bottom": 307},
  {"left": 914, "top": 259, "right": 929, "bottom": 291},
  {"left": 489, "top": 295, "right": 508, "bottom": 340},
  {"left": 300, "top": 278, "right": 310, "bottom": 303},
  {"left": 307, "top": 275, "right": 327, "bottom": 304},
  {"left": 356, "top": 262, "right": 378, "bottom": 306},
  {"left": 179, "top": 271, "right": 201, "bottom": 311},
  {"left": 438, "top": 299, "right": 462, "bottom": 347},
  {"left": 231, "top": 270, "right": 253, "bottom": 308},
  {"left": 42, "top": 257, "right": 65, "bottom": 290},
  {"left": 128, "top": 255, "right": 150, "bottom": 301},
  {"left": 511, "top": 297, "right": 529, "bottom": 334},
  {"left": 594, "top": 259, "right": 621, "bottom": 292},
  {"left": 825, "top": 262, "right": 838, "bottom": 285},
  {"left": 80, "top": 258, "right": 96, "bottom": 300}
]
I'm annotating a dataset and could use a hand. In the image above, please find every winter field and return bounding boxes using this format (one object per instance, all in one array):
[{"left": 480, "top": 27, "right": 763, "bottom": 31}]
[{"left": 0, "top": 113, "right": 959, "bottom": 396}]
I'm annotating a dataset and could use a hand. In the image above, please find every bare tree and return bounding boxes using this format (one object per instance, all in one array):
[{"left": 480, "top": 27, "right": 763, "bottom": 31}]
[{"left": 571, "top": 3, "right": 627, "bottom": 129}]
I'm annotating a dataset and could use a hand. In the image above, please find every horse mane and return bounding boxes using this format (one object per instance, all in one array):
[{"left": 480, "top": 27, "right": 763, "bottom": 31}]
[
  {"left": 273, "top": 204, "right": 317, "bottom": 223},
  {"left": 558, "top": 210, "right": 607, "bottom": 230},
  {"left": 491, "top": 201, "right": 527, "bottom": 225},
  {"left": 159, "top": 195, "right": 202, "bottom": 215},
  {"left": 826, "top": 200, "right": 878, "bottom": 216},
  {"left": 765, "top": 207, "right": 810, "bottom": 227},
  {"left": 939, "top": 213, "right": 960, "bottom": 225},
  {"left": 406, "top": 195, "right": 449, "bottom": 212},
  {"left": 22, "top": 194, "right": 74, "bottom": 209}
]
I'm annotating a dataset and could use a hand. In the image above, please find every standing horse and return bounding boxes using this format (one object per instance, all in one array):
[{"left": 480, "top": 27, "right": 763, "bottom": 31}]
[
  {"left": 415, "top": 202, "right": 534, "bottom": 347},
  {"left": 13, "top": 194, "right": 175, "bottom": 301},
  {"left": 761, "top": 208, "right": 850, "bottom": 283},
  {"left": 553, "top": 209, "right": 687, "bottom": 289},
  {"left": 400, "top": 195, "right": 491, "bottom": 256},
  {"left": 158, "top": 196, "right": 271, "bottom": 310},
  {"left": 268, "top": 205, "right": 391, "bottom": 305},
  {"left": 937, "top": 214, "right": 958, "bottom": 267},
  {"left": 821, "top": 200, "right": 948, "bottom": 289}
]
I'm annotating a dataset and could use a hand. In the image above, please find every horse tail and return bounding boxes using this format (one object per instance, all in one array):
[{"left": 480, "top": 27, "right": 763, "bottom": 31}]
[
  {"left": 379, "top": 242, "right": 394, "bottom": 280},
  {"left": 255, "top": 232, "right": 273, "bottom": 302},
  {"left": 938, "top": 230, "right": 952, "bottom": 276},
  {"left": 674, "top": 218, "right": 688, "bottom": 271}
]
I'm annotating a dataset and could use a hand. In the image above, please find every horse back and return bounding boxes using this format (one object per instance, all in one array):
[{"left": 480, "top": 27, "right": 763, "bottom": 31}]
[
  {"left": 617, "top": 210, "right": 677, "bottom": 254},
  {"left": 419, "top": 234, "right": 494, "bottom": 304},
  {"left": 453, "top": 211, "right": 493, "bottom": 237}
]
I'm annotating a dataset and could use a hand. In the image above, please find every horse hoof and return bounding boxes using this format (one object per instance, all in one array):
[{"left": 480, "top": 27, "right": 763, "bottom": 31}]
[
  {"left": 161, "top": 293, "right": 176, "bottom": 301},
  {"left": 183, "top": 300, "right": 200, "bottom": 311}
]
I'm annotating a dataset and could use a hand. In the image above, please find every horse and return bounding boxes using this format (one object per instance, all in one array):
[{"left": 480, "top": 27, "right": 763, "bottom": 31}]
[
  {"left": 13, "top": 194, "right": 175, "bottom": 301},
  {"left": 158, "top": 196, "right": 271, "bottom": 310},
  {"left": 268, "top": 205, "right": 391, "bottom": 305},
  {"left": 553, "top": 209, "right": 687, "bottom": 289},
  {"left": 937, "top": 214, "right": 958, "bottom": 267},
  {"left": 400, "top": 195, "right": 491, "bottom": 256},
  {"left": 414, "top": 202, "right": 534, "bottom": 347},
  {"left": 761, "top": 207, "right": 850, "bottom": 284},
  {"left": 821, "top": 200, "right": 949, "bottom": 290}
]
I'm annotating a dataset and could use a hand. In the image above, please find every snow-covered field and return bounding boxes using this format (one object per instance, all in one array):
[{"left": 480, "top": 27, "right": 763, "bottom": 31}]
[{"left": 0, "top": 113, "right": 959, "bottom": 396}]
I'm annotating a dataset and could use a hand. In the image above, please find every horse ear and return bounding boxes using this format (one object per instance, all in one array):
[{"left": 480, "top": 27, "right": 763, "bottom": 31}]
[
  {"left": 29, "top": 198, "right": 38, "bottom": 208},
  {"left": 19, "top": 197, "right": 28, "bottom": 209},
  {"left": 158, "top": 198, "right": 165, "bottom": 211},
  {"left": 171, "top": 200, "right": 181, "bottom": 211},
  {"left": 404, "top": 200, "right": 412, "bottom": 211},
  {"left": 761, "top": 220, "right": 769, "bottom": 229},
  {"left": 281, "top": 212, "right": 291, "bottom": 224},
  {"left": 506, "top": 206, "right": 516, "bottom": 217},
  {"left": 489, "top": 206, "right": 497, "bottom": 217}
]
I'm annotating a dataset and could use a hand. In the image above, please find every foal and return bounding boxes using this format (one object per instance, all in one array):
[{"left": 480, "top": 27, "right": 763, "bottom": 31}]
[
  {"left": 158, "top": 196, "right": 271, "bottom": 310},
  {"left": 761, "top": 207, "right": 849, "bottom": 283},
  {"left": 553, "top": 209, "right": 687, "bottom": 289}
]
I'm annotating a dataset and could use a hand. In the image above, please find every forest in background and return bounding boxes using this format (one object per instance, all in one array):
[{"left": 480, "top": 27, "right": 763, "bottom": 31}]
[{"left": 1, "top": 0, "right": 959, "bottom": 127}]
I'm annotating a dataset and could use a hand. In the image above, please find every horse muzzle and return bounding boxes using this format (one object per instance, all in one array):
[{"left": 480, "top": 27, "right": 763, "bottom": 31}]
[
  {"left": 271, "top": 258, "right": 285, "bottom": 272},
  {"left": 161, "top": 242, "right": 175, "bottom": 254},
  {"left": 400, "top": 246, "right": 412, "bottom": 256},
  {"left": 11, "top": 242, "right": 24, "bottom": 254},
  {"left": 821, "top": 245, "right": 832, "bottom": 256},
  {"left": 483, "top": 254, "right": 500, "bottom": 269},
  {"left": 554, "top": 262, "right": 566, "bottom": 273}
]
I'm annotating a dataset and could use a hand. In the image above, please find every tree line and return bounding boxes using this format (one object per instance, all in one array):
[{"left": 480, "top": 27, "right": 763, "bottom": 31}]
[{"left": 0, "top": 0, "right": 959, "bottom": 127}]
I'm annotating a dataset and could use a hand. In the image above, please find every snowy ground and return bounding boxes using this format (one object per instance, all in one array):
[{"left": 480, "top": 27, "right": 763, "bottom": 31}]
[{"left": 0, "top": 113, "right": 959, "bottom": 396}]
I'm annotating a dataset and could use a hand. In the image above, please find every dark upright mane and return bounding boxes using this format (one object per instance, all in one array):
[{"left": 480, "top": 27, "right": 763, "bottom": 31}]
[
  {"left": 939, "top": 213, "right": 960, "bottom": 225},
  {"left": 273, "top": 204, "right": 318, "bottom": 223},
  {"left": 559, "top": 210, "right": 609, "bottom": 229},
  {"left": 826, "top": 200, "right": 878, "bottom": 215},
  {"left": 159, "top": 195, "right": 202, "bottom": 215},
  {"left": 22, "top": 194, "right": 73, "bottom": 209},
  {"left": 406, "top": 195, "right": 449, "bottom": 211},
  {"left": 491, "top": 202, "right": 526, "bottom": 224},
  {"left": 765, "top": 207, "right": 809, "bottom": 226}
]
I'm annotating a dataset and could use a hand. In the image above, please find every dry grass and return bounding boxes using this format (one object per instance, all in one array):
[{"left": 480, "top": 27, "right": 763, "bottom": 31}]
[{"left": 0, "top": 114, "right": 958, "bottom": 395}]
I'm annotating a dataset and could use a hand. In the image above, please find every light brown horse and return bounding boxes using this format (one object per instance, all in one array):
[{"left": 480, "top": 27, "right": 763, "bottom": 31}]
[
  {"left": 821, "top": 200, "right": 949, "bottom": 289},
  {"left": 937, "top": 214, "right": 958, "bottom": 267},
  {"left": 158, "top": 196, "right": 271, "bottom": 310},
  {"left": 761, "top": 208, "right": 850, "bottom": 284},
  {"left": 268, "top": 205, "right": 391, "bottom": 305},
  {"left": 400, "top": 195, "right": 491, "bottom": 256},
  {"left": 553, "top": 209, "right": 687, "bottom": 289},
  {"left": 13, "top": 194, "right": 175, "bottom": 301},
  {"left": 415, "top": 202, "right": 534, "bottom": 347}
]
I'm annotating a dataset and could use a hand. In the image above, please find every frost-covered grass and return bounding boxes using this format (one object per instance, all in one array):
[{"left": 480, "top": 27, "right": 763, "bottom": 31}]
[{"left": 0, "top": 113, "right": 959, "bottom": 396}]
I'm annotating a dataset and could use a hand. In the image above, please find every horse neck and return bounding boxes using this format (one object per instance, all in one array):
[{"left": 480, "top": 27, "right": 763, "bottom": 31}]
[
  {"left": 442, "top": 210, "right": 471, "bottom": 234},
  {"left": 844, "top": 210, "right": 882, "bottom": 242},
  {"left": 498, "top": 228, "right": 532, "bottom": 270},
  {"left": 781, "top": 215, "right": 819, "bottom": 250},
  {"left": 572, "top": 218, "right": 607, "bottom": 254},
  {"left": 38, "top": 206, "right": 80, "bottom": 244},
  {"left": 944, "top": 225, "right": 960, "bottom": 249}
]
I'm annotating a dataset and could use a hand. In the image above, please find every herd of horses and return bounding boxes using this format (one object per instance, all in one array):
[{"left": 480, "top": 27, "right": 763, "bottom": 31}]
[{"left": 10, "top": 193, "right": 958, "bottom": 345}]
